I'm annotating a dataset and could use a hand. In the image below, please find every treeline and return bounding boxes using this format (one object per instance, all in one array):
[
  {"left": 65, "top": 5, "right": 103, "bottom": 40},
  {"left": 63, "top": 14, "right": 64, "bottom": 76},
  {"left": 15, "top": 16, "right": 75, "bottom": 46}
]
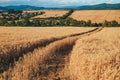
[
  {"left": 59, "top": 9, "right": 74, "bottom": 19},
  {"left": 36, "top": 10, "right": 74, "bottom": 19},
  {"left": 0, "top": 18, "right": 119, "bottom": 27},
  {"left": 102, "top": 20, "right": 120, "bottom": 27},
  {"left": 0, "top": 9, "right": 44, "bottom": 21},
  {"left": 0, "top": 9, "right": 120, "bottom": 27}
]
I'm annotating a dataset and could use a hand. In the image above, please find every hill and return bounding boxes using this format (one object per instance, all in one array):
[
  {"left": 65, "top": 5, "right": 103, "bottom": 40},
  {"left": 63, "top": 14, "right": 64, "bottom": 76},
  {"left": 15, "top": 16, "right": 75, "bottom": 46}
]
[
  {"left": 0, "top": 6, "right": 7, "bottom": 10},
  {"left": 0, "top": 3, "right": 120, "bottom": 10},
  {"left": 0, "top": 5, "right": 45, "bottom": 10},
  {"left": 76, "top": 3, "right": 120, "bottom": 10}
]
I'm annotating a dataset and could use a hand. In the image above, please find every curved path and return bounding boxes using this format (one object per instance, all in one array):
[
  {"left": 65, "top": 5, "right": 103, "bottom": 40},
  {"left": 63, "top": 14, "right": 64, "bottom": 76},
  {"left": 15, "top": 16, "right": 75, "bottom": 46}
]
[
  {"left": 0, "top": 27, "right": 103, "bottom": 80},
  {"left": 40, "top": 27, "right": 103, "bottom": 79}
]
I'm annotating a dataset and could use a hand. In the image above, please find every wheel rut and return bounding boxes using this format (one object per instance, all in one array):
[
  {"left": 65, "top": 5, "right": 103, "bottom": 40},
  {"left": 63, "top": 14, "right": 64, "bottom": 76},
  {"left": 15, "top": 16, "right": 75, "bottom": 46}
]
[
  {"left": 0, "top": 27, "right": 103, "bottom": 80},
  {"left": 34, "top": 27, "right": 103, "bottom": 80}
]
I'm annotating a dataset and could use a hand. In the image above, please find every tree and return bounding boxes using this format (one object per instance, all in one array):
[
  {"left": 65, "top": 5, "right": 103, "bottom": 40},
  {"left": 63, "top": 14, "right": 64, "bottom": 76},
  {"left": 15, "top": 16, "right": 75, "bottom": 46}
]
[
  {"left": 86, "top": 20, "right": 92, "bottom": 26},
  {"left": 103, "top": 20, "right": 108, "bottom": 27},
  {"left": 7, "top": 9, "right": 15, "bottom": 14},
  {"left": 9, "top": 20, "right": 16, "bottom": 26},
  {"left": 32, "top": 19, "right": 40, "bottom": 26},
  {"left": 15, "top": 10, "right": 23, "bottom": 14},
  {"left": 111, "top": 20, "right": 118, "bottom": 26},
  {"left": 0, "top": 19, "right": 7, "bottom": 26}
]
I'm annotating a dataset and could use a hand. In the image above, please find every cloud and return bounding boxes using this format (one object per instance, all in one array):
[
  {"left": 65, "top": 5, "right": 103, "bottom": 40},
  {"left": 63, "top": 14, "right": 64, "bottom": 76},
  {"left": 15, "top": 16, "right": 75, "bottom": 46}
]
[
  {"left": 0, "top": 0, "right": 11, "bottom": 2},
  {"left": 59, "top": 0, "right": 79, "bottom": 4},
  {"left": 36, "top": 0, "right": 80, "bottom": 6},
  {"left": 108, "top": 0, "right": 113, "bottom": 3},
  {"left": 0, "top": 0, "right": 119, "bottom": 7},
  {"left": 0, "top": 0, "right": 11, "bottom": 4},
  {"left": 37, "top": 0, "right": 79, "bottom": 4},
  {"left": 0, "top": 0, "right": 30, "bottom": 3}
]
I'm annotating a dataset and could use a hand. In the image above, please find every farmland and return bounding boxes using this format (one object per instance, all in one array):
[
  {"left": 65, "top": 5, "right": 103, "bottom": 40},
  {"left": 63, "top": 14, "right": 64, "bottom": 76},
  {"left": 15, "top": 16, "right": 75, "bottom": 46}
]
[
  {"left": 33, "top": 10, "right": 68, "bottom": 18},
  {"left": 0, "top": 27, "right": 103, "bottom": 80},
  {"left": 0, "top": 10, "right": 120, "bottom": 80},
  {"left": 70, "top": 10, "right": 120, "bottom": 23},
  {"left": 69, "top": 28, "right": 120, "bottom": 80},
  {"left": 0, "top": 27, "right": 119, "bottom": 80},
  {"left": 0, "top": 10, "right": 120, "bottom": 27},
  {"left": 0, "top": 27, "right": 95, "bottom": 79}
]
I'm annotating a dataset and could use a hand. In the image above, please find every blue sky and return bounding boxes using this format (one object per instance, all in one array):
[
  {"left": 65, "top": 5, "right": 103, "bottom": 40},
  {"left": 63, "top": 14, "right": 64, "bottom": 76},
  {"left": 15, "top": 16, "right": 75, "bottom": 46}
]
[{"left": 0, "top": 0, "right": 120, "bottom": 7}]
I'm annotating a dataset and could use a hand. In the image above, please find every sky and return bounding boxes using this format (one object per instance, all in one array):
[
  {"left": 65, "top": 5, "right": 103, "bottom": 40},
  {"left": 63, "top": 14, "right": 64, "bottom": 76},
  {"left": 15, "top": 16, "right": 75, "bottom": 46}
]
[{"left": 0, "top": 0, "right": 120, "bottom": 7}]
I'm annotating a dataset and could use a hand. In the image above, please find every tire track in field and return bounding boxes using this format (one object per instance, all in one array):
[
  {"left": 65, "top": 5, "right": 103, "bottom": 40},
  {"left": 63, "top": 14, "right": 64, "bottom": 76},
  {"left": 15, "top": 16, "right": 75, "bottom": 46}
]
[
  {"left": 38, "top": 27, "right": 103, "bottom": 80},
  {"left": 0, "top": 27, "right": 103, "bottom": 80},
  {"left": 0, "top": 37, "right": 66, "bottom": 73},
  {"left": 0, "top": 27, "right": 102, "bottom": 75}
]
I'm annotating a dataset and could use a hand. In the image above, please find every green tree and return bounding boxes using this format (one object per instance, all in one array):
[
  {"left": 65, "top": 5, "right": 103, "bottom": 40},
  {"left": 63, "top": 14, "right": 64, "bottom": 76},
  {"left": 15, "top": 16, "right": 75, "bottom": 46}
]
[
  {"left": 103, "top": 20, "right": 108, "bottom": 27},
  {"left": 111, "top": 20, "right": 118, "bottom": 27},
  {"left": 7, "top": 9, "right": 15, "bottom": 14},
  {"left": 86, "top": 20, "right": 92, "bottom": 26}
]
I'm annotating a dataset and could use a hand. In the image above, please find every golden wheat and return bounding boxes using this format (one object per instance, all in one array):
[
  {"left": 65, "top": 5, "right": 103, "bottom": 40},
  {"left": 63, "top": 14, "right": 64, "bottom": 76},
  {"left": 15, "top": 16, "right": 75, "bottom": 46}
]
[
  {"left": 0, "top": 27, "right": 92, "bottom": 55},
  {"left": 70, "top": 10, "right": 120, "bottom": 23},
  {"left": 33, "top": 10, "right": 68, "bottom": 18},
  {"left": 0, "top": 27, "right": 101, "bottom": 80},
  {"left": 69, "top": 28, "right": 120, "bottom": 80},
  {"left": 0, "top": 27, "right": 93, "bottom": 80},
  {"left": 0, "top": 36, "right": 79, "bottom": 80},
  {"left": 1, "top": 26, "right": 119, "bottom": 80}
]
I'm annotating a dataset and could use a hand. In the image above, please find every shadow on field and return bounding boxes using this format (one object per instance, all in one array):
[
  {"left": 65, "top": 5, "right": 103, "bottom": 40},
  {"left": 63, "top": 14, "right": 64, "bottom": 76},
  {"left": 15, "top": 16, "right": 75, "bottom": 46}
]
[
  {"left": 0, "top": 37, "right": 65, "bottom": 73},
  {"left": 33, "top": 27, "right": 103, "bottom": 80},
  {"left": 0, "top": 27, "right": 103, "bottom": 74},
  {"left": 33, "top": 37, "right": 77, "bottom": 80}
]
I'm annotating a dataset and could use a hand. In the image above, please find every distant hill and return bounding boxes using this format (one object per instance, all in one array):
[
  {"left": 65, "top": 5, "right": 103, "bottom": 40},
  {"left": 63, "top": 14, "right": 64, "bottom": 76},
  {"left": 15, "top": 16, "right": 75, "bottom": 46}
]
[
  {"left": 0, "top": 5, "right": 45, "bottom": 10},
  {"left": 0, "top": 3, "right": 120, "bottom": 10},
  {"left": 0, "top": 6, "right": 7, "bottom": 10},
  {"left": 75, "top": 3, "right": 120, "bottom": 10},
  {"left": 6, "top": 5, "right": 45, "bottom": 10}
]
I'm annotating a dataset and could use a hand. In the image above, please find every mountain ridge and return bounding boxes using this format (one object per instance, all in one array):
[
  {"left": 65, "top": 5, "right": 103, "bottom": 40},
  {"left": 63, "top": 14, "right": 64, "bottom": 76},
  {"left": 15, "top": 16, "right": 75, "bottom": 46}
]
[{"left": 0, "top": 3, "right": 120, "bottom": 10}]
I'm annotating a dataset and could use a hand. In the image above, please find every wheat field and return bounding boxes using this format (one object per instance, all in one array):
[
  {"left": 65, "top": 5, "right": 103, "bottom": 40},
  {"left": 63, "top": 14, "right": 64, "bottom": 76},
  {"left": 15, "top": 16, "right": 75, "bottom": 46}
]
[
  {"left": 0, "top": 27, "right": 93, "bottom": 46},
  {"left": 0, "top": 26, "right": 95, "bottom": 80},
  {"left": 70, "top": 10, "right": 120, "bottom": 23},
  {"left": 69, "top": 28, "right": 120, "bottom": 80},
  {"left": 0, "top": 26, "right": 119, "bottom": 80},
  {"left": 33, "top": 10, "right": 68, "bottom": 18},
  {"left": 23, "top": 10, "right": 41, "bottom": 13}
]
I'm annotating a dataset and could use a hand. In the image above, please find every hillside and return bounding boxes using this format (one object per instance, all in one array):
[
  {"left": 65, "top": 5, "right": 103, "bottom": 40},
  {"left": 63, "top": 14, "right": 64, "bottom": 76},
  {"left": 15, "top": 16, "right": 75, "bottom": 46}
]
[
  {"left": 75, "top": 3, "right": 120, "bottom": 10},
  {"left": 0, "top": 5, "right": 45, "bottom": 10},
  {"left": 0, "top": 3, "right": 120, "bottom": 10}
]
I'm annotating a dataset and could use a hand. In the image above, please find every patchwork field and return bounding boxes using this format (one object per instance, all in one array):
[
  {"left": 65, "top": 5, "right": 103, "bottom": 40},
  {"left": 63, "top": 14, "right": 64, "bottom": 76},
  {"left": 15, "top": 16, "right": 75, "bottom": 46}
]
[
  {"left": 70, "top": 10, "right": 120, "bottom": 23},
  {"left": 0, "top": 26, "right": 120, "bottom": 80},
  {"left": 33, "top": 10, "right": 68, "bottom": 18}
]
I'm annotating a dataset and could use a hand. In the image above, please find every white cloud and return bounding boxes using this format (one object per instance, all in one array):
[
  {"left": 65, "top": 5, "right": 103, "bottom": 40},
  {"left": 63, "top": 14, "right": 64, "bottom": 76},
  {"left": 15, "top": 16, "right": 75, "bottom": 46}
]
[
  {"left": 37, "top": 0, "right": 79, "bottom": 4},
  {"left": 59, "top": 0, "right": 79, "bottom": 4},
  {"left": 108, "top": 0, "right": 113, "bottom": 3},
  {"left": 0, "top": 0, "right": 30, "bottom": 2},
  {"left": 0, "top": 0, "right": 118, "bottom": 7},
  {"left": 0, "top": 0, "right": 11, "bottom": 2}
]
